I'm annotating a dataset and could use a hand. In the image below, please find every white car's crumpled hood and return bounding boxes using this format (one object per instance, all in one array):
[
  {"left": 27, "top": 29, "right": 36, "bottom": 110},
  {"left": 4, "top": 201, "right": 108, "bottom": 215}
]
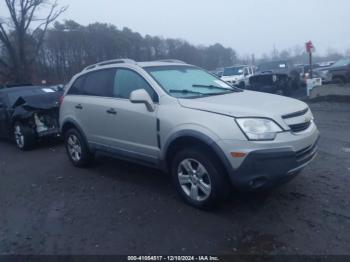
[{"left": 178, "top": 90, "right": 308, "bottom": 120}]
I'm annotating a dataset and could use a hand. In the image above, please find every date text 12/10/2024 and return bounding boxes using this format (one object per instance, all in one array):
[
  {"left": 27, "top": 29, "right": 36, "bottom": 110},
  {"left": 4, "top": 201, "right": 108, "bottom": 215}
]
[{"left": 127, "top": 256, "right": 220, "bottom": 261}]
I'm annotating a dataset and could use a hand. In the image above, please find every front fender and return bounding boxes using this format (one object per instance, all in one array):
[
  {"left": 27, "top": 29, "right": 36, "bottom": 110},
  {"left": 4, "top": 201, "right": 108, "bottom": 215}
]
[{"left": 160, "top": 125, "right": 233, "bottom": 175}]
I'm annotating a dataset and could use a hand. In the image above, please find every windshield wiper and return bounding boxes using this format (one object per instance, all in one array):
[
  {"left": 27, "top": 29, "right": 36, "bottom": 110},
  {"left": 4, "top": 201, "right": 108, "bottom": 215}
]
[
  {"left": 192, "top": 84, "right": 235, "bottom": 91},
  {"left": 169, "top": 89, "right": 205, "bottom": 96},
  {"left": 193, "top": 85, "right": 242, "bottom": 95}
]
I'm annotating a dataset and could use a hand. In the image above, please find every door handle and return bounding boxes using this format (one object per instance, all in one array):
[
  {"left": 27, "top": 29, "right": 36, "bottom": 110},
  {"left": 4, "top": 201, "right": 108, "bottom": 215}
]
[
  {"left": 75, "top": 104, "right": 83, "bottom": 110},
  {"left": 106, "top": 108, "right": 117, "bottom": 115}
]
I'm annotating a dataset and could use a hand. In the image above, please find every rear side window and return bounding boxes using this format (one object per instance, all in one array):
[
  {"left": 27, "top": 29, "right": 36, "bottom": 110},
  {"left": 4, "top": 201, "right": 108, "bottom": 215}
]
[
  {"left": 84, "top": 69, "right": 115, "bottom": 97},
  {"left": 68, "top": 75, "right": 85, "bottom": 95},
  {"left": 114, "top": 69, "right": 158, "bottom": 102},
  {"left": 68, "top": 69, "right": 115, "bottom": 97}
]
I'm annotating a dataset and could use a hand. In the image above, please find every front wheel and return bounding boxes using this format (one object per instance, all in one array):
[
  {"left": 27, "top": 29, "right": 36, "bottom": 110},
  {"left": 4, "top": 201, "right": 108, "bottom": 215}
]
[
  {"left": 13, "top": 122, "right": 36, "bottom": 151},
  {"left": 171, "top": 147, "right": 230, "bottom": 209},
  {"left": 333, "top": 76, "right": 346, "bottom": 85},
  {"left": 239, "top": 81, "right": 246, "bottom": 89}
]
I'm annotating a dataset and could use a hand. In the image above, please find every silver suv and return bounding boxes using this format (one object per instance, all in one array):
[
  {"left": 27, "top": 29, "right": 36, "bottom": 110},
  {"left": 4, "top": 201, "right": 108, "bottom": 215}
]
[{"left": 60, "top": 59, "right": 320, "bottom": 209}]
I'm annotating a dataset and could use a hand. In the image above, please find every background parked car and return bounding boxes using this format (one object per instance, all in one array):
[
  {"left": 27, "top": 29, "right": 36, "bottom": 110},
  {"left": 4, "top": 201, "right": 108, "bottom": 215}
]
[
  {"left": 300, "top": 62, "right": 335, "bottom": 85},
  {"left": 247, "top": 60, "right": 300, "bottom": 95},
  {"left": 221, "top": 65, "right": 255, "bottom": 88},
  {"left": 0, "top": 86, "right": 62, "bottom": 150},
  {"left": 315, "top": 58, "right": 350, "bottom": 85}
]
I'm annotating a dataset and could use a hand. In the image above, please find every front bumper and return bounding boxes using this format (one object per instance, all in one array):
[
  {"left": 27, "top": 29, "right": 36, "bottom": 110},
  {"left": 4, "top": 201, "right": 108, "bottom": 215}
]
[
  {"left": 216, "top": 120, "right": 320, "bottom": 190},
  {"left": 37, "top": 128, "right": 60, "bottom": 138},
  {"left": 227, "top": 137, "right": 319, "bottom": 190}
]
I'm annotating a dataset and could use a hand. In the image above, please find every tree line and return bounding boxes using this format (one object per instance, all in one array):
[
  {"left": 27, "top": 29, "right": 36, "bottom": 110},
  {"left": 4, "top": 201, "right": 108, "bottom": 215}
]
[
  {"left": 34, "top": 20, "right": 238, "bottom": 84},
  {"left": 0, "top": 0, "right": 238, "bottom": 85},
  {"left": 0, "top": 0, "right": 348, "bottom": 85}
]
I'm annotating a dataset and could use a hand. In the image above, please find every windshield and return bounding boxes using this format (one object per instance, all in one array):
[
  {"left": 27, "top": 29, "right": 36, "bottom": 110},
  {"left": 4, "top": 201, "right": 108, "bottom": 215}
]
[
  {"left": 258, "top": 62, "right": 288, "bottom": 72},
  {"left": 223, "top": 67, "right": 244, "bottom": 76},
  {"left": 145, "top": 66, "right": 235, "bottom": 98},
  {"left": 332, "top": 58, "right": 350, "bottom": 67}
]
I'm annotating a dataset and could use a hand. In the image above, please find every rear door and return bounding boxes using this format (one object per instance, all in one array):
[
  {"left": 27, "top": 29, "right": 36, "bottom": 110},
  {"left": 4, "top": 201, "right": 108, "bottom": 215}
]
[
  {"left": 243, "top": 67, "right": 251, "bottom": 85},
  {"left": 73, "top": 69, "right": 117, "bottom": 146}
]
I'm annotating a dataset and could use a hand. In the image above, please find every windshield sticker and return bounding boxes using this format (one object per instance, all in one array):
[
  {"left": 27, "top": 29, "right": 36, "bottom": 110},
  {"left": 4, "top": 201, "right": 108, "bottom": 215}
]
[{"left": 42, "top": 88, "right": 55, "bottom": 93}]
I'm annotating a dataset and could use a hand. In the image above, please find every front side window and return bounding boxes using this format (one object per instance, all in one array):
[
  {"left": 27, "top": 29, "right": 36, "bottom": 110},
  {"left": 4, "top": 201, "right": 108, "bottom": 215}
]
[
  {"left": 84, "top": 69, "right": 115, "bottom": 97},
  {"left": 146, "top": 66, "right": 237, "bottom": 99},
  {"left": 113, "top": 69, "right": 157, "bottom": 101}
]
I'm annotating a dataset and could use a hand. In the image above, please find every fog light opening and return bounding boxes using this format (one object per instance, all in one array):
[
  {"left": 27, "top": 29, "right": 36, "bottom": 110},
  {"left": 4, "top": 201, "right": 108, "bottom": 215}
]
[{"left": 249, "top": 177, "right": 268, "bottom": 189}]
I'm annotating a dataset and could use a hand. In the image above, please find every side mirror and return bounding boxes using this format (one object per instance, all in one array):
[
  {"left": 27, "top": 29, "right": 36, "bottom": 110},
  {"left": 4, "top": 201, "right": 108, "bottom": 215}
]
[{"left": 129, "top": 89, "right": 155, "bottom": 112}]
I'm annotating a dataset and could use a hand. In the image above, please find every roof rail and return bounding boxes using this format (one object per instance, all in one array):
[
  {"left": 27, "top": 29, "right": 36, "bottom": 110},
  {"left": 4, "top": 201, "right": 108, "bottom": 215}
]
[
  {"left": 156, "top": 59, "right": 187, "bottom": 64},
  {"left": 83, "top": 59, "right": 137, "bottom": 71}
]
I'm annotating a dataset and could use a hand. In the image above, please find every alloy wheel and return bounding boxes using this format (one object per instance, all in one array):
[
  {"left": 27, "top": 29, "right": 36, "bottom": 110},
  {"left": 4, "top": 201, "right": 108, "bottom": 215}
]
[
  {"left": 177, "top": 158, "right": 212, "bottom": 202},
  {"left": 67, "top": 134, "right": 82, "bottom": 162},
  {"left": 14, "top": 125, "right": 24, "bottom": 149}
]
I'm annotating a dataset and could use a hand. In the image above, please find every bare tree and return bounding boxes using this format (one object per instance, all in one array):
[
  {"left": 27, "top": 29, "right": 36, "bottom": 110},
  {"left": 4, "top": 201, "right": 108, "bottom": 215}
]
[{"left": 0, "top": 0, "right": 67, "bottom": 83}]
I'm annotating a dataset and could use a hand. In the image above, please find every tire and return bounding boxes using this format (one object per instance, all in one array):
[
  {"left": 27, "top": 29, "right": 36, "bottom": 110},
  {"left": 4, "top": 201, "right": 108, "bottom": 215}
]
[
  {"left": 171, "top": 147, "right": 230, "bottom": 209},
  {"left": 292, "top": 80, "right": 300, "bottom": 90},
  {"left": 238, "top": 81, "right": 246, "bottom": 89},
  {"left": 282, "top": 81, "right": 293, "bottom": 96},
  {"left": 13, "top": 122, "right": 36, "bottom": 151},
  {"left": 333, "top": 76, "right": 346, "bottom": 85},
  {"left": 64, "top": 128, "right": 93, "bottom": 168}
]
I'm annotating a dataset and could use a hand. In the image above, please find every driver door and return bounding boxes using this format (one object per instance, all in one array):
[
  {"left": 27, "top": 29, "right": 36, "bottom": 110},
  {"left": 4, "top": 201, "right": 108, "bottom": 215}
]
[{"left": 107, "top": 68, "right": 160, "bottom": 163}]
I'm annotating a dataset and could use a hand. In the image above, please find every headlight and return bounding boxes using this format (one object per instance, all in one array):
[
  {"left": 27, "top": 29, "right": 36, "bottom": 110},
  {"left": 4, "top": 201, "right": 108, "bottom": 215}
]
[{"left": 236, "top": 118, "right": 283, "bottom": 141}]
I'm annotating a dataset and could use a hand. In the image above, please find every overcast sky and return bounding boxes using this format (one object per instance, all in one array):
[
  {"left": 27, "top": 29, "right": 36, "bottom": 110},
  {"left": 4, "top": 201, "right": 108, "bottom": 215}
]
[{"left": 2, "top": 0, "right": 350, "bottom": 57}]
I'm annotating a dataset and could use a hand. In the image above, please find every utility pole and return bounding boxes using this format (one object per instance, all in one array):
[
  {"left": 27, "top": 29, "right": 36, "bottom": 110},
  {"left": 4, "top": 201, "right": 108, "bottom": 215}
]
[
  {"left": 309, "top": 51, "right": 313, "bottom": 79},
  {"left": 306, "top": 41, "right": 314, "bottom": 79}
]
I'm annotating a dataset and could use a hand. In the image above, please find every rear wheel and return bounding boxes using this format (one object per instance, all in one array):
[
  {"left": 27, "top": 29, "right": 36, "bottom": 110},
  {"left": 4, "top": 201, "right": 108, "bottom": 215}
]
[
  {"left": 171, "top": 147, "right": 230, "bottom": 209},
  {"left": 13, "top": 122, "right": 36, "bottom": 151},
  {"left": 65, "top": 128, "right": 93, "bottom": 167}
]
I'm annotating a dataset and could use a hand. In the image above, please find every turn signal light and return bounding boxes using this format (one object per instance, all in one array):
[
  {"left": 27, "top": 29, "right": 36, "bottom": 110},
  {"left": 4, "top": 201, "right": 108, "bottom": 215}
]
[{"left": 231, "top": 152, "right": 246, "bottom": 158}]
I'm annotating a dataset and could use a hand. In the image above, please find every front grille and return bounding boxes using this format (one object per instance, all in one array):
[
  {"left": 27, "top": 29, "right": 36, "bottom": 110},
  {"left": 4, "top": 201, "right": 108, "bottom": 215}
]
[
  {"left": 289, "top": 121, "right": 311, "bottom": 133},
  {"left": 282, "top": 108, "right": 309, "bottom": 119}
]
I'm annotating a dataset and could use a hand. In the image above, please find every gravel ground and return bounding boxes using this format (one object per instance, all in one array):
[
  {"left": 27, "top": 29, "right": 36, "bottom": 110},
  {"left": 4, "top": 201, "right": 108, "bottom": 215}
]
[{"left": 0, "top": 101, "right": 349, "bottom": 255}]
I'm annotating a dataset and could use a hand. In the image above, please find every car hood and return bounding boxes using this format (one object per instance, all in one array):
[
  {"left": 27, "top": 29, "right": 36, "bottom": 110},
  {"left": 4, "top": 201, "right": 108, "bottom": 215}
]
[
  {"left": 257, "top": 68, "right": 289, "bottom": 75},
  {"left": 178, "top": 90, "right": 308, "bottom": 119},
  {"left": 11, "top": 91, "right": 62, "bottom": 120},
  {"left": 221, "top": 75, "right": 243, "bottom": 81},
  {"left": 314, "top": 66, "right": 332, "bottom": 73}
]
